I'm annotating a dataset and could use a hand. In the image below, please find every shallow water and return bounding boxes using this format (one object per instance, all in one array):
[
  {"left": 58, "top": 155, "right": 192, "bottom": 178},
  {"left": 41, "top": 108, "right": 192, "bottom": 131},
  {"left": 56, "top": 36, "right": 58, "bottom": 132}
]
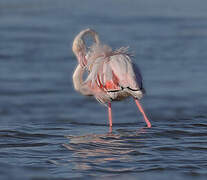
[{"left": 1, "top": 0, "right": 207, "bottom": 179}]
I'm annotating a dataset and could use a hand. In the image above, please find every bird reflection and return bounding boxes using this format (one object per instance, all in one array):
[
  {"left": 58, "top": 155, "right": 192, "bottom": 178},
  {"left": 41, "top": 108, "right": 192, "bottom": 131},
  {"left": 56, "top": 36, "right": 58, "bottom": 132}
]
[{"left": 63, "top": 128, "right": 148, "bottom": 172}]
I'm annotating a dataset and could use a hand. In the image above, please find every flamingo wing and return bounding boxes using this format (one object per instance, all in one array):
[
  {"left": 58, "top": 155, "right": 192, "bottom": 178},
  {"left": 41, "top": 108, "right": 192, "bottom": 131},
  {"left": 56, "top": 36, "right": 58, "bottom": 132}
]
[
  {"left": 85, "top": 54, "right": 144, "bottom": 103},
  {"left": 85, "top": 57, "right": 113, "bottom": 103},
  {"left": 86, "top": 55, "right": 143, "bottom": 92},
  {"left": 86, "top": 57, "right": 121, "bottom": 92},
  {"left": 109, "top": 54, "right": 143, "bottom": 91}
]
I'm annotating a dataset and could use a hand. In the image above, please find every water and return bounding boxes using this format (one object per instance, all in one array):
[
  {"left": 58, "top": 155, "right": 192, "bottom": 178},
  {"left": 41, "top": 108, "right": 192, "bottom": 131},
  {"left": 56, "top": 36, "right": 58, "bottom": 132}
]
[{"left": 1, "top": 0, "right": 207, "bottom": 179}]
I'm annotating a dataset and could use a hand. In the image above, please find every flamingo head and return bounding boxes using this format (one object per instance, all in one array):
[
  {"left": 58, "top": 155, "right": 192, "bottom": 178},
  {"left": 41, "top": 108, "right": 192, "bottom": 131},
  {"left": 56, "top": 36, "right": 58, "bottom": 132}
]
[
  {"left": 72, "top": 36, "right": 87, "bottom": 67},
  {"left": 72, "top": 28, "right": 100, "bottom": 67}
]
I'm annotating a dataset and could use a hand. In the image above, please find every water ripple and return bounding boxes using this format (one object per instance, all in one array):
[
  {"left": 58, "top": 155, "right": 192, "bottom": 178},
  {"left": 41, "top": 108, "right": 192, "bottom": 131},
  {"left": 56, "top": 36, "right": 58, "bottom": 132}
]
[{"left": 1, "top": 0, "right": 207, "bottom": 179}]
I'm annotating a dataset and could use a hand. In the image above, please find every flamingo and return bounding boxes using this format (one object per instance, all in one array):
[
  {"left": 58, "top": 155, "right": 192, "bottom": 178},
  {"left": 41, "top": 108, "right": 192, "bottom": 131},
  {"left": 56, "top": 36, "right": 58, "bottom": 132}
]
[{"left": 72, "top": 28, "right": 151, "bottom": 129}]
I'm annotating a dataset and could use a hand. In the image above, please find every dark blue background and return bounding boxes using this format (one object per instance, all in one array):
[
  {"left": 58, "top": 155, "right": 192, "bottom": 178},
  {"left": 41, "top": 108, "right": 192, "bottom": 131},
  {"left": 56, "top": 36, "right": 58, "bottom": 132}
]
[{"left": 0, "top": 0, "right": 207, "bottom": 179}]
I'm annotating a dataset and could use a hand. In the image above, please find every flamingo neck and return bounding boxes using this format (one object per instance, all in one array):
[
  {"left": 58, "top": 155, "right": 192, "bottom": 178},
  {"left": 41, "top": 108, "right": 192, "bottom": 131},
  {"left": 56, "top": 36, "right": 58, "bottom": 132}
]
[{"left": 72, "top": 64, "right": 84, "bottom": 91}]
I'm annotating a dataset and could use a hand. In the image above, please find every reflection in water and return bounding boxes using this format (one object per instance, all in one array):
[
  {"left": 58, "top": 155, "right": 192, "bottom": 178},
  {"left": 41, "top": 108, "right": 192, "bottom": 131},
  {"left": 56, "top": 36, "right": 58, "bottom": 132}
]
[{"left": 63, "top": 128, "right": 148, "bottom": 173}]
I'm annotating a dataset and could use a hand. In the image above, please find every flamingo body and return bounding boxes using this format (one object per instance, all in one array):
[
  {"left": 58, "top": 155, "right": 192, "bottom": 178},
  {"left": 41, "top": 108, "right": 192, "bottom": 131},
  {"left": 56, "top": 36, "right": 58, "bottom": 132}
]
[
  {"left": 72, "top": 29, "right": 151, "bottom": 128},
  {"left": 84, "top": 45, "right": 144, "bottom": 104}
]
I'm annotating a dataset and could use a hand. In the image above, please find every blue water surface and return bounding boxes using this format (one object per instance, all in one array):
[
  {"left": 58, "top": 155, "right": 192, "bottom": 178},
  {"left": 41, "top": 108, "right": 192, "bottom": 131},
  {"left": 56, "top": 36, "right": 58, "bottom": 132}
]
[{"left": 0, "top": 0, "right": 207, "bottom": 179}]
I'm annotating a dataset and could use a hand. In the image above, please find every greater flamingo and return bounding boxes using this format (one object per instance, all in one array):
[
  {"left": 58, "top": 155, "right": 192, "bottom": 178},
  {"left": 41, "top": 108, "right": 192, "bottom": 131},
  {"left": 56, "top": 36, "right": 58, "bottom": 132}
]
[{"left": 72, "top": 28, "right": 151, "bottom": 128}]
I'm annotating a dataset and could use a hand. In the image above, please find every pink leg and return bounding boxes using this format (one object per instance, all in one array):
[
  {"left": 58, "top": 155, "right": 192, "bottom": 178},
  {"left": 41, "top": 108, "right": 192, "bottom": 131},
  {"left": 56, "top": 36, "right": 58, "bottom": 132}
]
[
  {"left": 134, "top": 99, "right": 151, "bottom": 128},
  {"left": 108, "top": 102, "right": 113, "bottom": 127}
]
